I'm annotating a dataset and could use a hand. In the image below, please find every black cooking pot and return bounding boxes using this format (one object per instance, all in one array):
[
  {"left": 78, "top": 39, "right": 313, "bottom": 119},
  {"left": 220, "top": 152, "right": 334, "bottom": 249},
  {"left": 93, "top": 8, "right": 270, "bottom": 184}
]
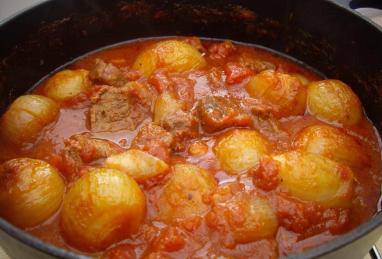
[{"left": 0, "top": 0, "right": 382, "bottom": 258}]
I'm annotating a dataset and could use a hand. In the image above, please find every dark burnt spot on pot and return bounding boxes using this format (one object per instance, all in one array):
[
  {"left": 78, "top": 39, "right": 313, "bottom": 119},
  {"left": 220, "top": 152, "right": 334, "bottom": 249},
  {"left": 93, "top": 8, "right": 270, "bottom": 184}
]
[
  {"left": 231, "top": 6, "right": 257, "bottom": 22},
  {"left": 283, "top": 29, "right": 338, "bottom": 77},
  {"left": 117, "top": 0, "right": 154, "bottom": 21}
]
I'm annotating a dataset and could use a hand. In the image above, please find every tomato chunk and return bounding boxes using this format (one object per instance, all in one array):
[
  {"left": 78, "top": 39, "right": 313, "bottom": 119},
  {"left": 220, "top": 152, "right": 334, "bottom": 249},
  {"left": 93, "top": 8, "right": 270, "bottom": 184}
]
[{"left": 224, "top": 62, "right": 254, "bottom": 85}]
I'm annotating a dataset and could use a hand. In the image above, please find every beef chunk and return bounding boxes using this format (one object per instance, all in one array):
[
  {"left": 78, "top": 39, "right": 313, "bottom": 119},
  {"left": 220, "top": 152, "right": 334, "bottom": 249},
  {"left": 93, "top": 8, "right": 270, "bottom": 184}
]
[
  {"left": 132, "top": 123, "right": 173, "bottom": 162},
  {"left": 65, "top": 133, "right": 123, "bottom": 161},
  {"left": 89, "top": 82, "right": 155, "bottom": 132},
  {"left": 171, "top": 77, "right": 195, "bottom": 110},
  {"left": 148, "top": 70, "right": 173, "bottom": 93},
  {"left": 61, "top": 147, "right": 84, "bottom": 181},
  {"left": 89, "top": 59, "right": 143, "bottom": 87},
  {"left": 198, "top": 96, "right": 252, "bottom": 133},
  {"left": 251, "top": 103, "right": 289, "bottom": 148},
  {"left": 149, "top": 71, "right": 195, "bottom": 110},
  {"left": 62, "top": 133, "right": 123, "bottom": 180},
  {"left": 89, "top": 59, "right": 128, "bottom": 87},
  {"left": 160, "top": 110, "right": 199, "bottom": 151}
]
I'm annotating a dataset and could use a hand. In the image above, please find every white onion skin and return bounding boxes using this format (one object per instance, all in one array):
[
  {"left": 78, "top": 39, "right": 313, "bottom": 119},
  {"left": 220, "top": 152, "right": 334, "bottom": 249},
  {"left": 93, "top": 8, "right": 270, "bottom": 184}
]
[{"left": 0, "top": 158, "right": 65, "bottom": 228}]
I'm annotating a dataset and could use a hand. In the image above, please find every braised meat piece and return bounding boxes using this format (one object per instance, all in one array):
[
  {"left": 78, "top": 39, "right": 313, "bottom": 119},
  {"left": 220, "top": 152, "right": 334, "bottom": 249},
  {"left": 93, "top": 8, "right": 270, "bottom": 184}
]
[
  {"left": 89, "top": 59, "right": 143, "bottom": 86},
  {"left": 198, "top": 95, "right": 286, "bottom": 142},
  {"left": 160, "top": 110, "right": 199, "bottom": 152},
  {"left": 89, "top": 82, "right": 155, "bottom": 132},
  {"left": 251, "top": 103, "right": 289, "bottom": 148},
  {"left": 89, "top": 59, "right": 128, "bottom": 87},
  {"left": 198, "top": 96, "right": 252, "bottom": 133},
  {"left": 132, "top": 123, "right": 174, "bottom": 162},
  {"left": 149, "top": 71, "right": 195, "bottom": 110},
  {"left": 62, "top": 133, "right": 123, "bottom": 180},
  {"left": 148, "top": 70, "right": 173, "bottom": 93},
  {"left": 171, "top": 76, "right": 195, "bottom": 110},
  {"left": 65, "top": 133, "right": 123, "bottom": 161},
  {"left": 61, "top": 148, "right": 84, "bottom": 181}
]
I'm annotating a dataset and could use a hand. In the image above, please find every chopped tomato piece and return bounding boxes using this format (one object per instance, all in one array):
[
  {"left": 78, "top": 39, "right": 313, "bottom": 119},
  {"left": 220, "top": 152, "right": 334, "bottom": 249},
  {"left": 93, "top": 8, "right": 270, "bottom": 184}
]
[
  {"left": 251, "top": 157, "right": 280, "bottom": 191},
  {"left": 208, "top": 41, "right": 236, "bottom": 60},
  {"left": 224, "top": 62, "right": 254, "bottom": 85}
]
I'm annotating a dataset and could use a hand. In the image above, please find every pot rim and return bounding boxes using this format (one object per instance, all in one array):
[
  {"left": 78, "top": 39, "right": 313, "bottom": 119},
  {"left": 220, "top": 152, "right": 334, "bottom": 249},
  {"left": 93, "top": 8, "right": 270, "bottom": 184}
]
[{"left": 0, "top": 0, "right": 381, "bottom": 258}]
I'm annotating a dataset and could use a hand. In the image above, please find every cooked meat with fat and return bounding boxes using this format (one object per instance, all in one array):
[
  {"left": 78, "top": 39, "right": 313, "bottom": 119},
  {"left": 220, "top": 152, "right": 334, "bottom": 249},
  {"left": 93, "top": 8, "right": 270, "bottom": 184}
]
[
  {"left": 198, "top": 96, "right": 252, "bottom": 133},
  {"left": 89, "top": 82, "right": 155, "bottom": 132},
  {"left": 61, "top": 133, "right": 123, "bottom": 180},
  {"left": 160, "top": 110, "right": 199, "bottom": 151},
  {"left": 89, "top": 59, "right": 129, "bottom": 87},
  {"left": 149, "top": 71, "right": 195, "bottom": 110},
  {"left": 131, "top": 123, "right": 174, "bottom": 162}
]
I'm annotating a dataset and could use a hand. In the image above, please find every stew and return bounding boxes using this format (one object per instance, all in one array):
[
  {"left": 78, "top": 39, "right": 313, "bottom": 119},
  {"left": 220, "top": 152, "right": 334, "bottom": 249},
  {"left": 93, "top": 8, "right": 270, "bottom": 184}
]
[{"left": 0, "top": 37, "right": 381, "bottom": 259}]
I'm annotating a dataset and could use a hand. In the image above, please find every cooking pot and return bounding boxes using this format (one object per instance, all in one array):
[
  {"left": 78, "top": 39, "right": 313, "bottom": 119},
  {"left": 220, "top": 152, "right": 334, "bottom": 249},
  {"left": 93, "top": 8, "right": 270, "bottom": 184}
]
[{"left": 0, "top": 0, "right": 381, "bottom": 258}]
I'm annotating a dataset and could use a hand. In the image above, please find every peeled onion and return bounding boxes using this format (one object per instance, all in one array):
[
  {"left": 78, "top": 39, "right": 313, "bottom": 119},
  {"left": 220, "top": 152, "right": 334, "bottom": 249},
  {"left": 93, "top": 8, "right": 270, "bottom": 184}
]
[
  {"left": 214, "top": 129, "right": 269, "bottom": 173},
  {"left": 0, "top": 95, "right": 59, "bottom": 144},
  {"left": 0, "top": 158, "right": 65, "bottom": 228},
  {"left": 273, "top": 151, "right": 354, "bottom": 207},
  {"left": 246, "top": 70, "right": 307, "bottom": 118},
  {"left": 210, "top": 191, "right": 278, "bottom": 244},
  {"left": 60, "top": 168, "right": 145, "bottom": 252},
  {"left": 153, "top": 92, "right": 183, "bottom": 123},
  {"left": 133, "top": 40, "right": 206, "bottom": 76},
  {"left": 157, "top": 163, "right": 217, "bottom": 223},
  {"left": 43, "top": 69, "right": 90, "bottom": 102},
  {"left": 307, "top": 80, "right": 362, "bottom": 126},
  {"left": 294, "top": 124, "right": 370, "bottom": 170},
  {"left": 105, "top": 149, "right": 169, "bottom": 182}
]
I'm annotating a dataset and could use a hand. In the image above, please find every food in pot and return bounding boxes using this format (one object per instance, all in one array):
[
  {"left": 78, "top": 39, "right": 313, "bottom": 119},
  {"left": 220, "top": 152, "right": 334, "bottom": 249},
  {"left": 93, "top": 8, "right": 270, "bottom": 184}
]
[
  {"left": 60, "top": 168, "right": 145, "bottom": 252},
  {"left": 0, "top": 158, "right": 64, "bottom": 228},
  {"left": 0, "top": 95, "right": 59, "bottom": 144},
  {"left": 307, "top": 79, "right": 363, "bottom": 126},
  {"left": 0, "top": 38, "right": 380, "bottom": 258},
  {"left": 133, "top": 40, "right": 206, "bottom": 76},
  {"left": 43, "top": 69, "right": 91, "bottom": 102}
]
